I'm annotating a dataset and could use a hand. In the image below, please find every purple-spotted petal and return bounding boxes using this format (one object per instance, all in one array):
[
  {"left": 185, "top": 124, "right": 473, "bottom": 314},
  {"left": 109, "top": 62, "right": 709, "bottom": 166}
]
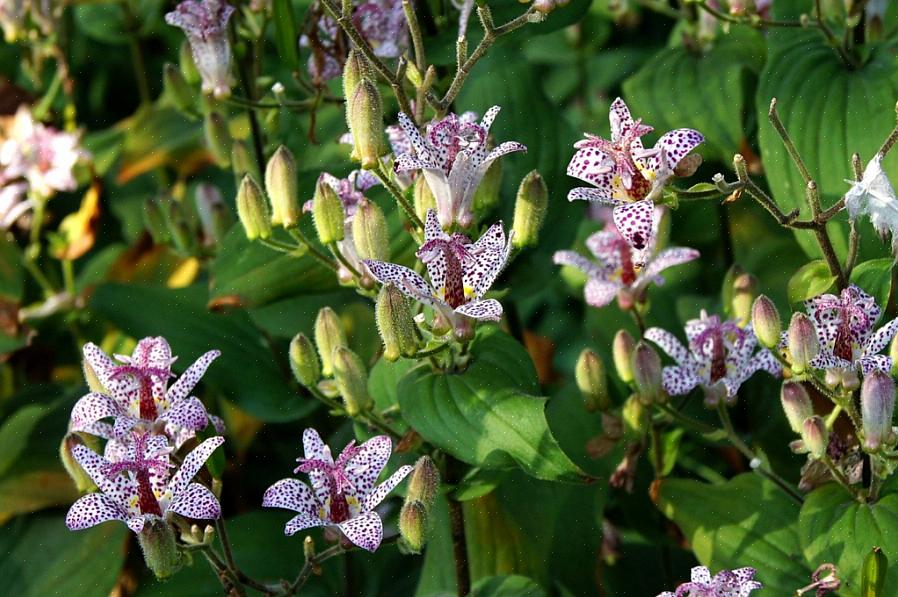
[
  {"left": 160, "top": 396, "right": 209, "bottom": 431},
  {"left": 612, "top": 200, "right": 655, "bottom": 253},
  {"left": 661, "top": 366, "right": 702, "bottom": 396},
  {"left": 168, "top": 436, "right": 224, "bottom": 497},
  {"left": 609, "top": 97, "right": 641, "bottom": 143},
  {"left": 128, "top": 516, "right": 146, "bottom": 533},
  {"left": 567, "top": 146, "right": 614, "bottom": 188},
  {"left": 364, "top": 259, "right": 436, "bottom": 305},
  {"left": 865, "top": 318, "right": 898, "bottom": 356},
  {"left": 645, "top": 328, "right": 692, "bottom": 367},
  {"left": 396, "top": 112, "right": 429, "bottom": 161},
  {"left": 464, "top": 221, "right": 510, "bottom": 300},
  {"left": 584, "top": 278, "right": 620, "bottom": 308},
  {"left": 337, "top": 511, "right": 383, "bottom": 552},
  {"left": 648, "top": 128, "right": 704, "bottom": 171},
  {"left": 361, "top": 464, "right": 413, "bottom": 511},
  {"left": 285, "top": 513, "right": 327, "bottom": 536},
  {"left": 345, "top": 435, "right": 392, "bottom": 501},
  {"left": 424, "top": 208, "right": 446, "bottom": 242},
  {"left": 66, "top": 493, "right": 128, "bottom": 530},
  {"left": 168, "top": 482, "right": 221, "bottom": 520},
  {"left": 72, "top": 444, "right": 133, "bottom": 502},
  {"left": 166, "top": 350, "right": 220, "bottom": 403},
  {"left": 82, "top": 343, "right": 134, "bottom": 408},
  {"left": 641, "top": 247, "right": 700, "bottom": 282},
  {"left": 809, "top": 352, "right": 852, "bottom": 370},
  {"left": 568, "top": 185, "right": 616, "bottom": 204},
  {"left": 209, "top": 414, "right": 226, "bottom": 434},
  {"left": 302, "top": 428, "right": 333, "bottom": 504},
  {"left": 262, "top": 478, "right": 320, "bottom": 518},
  {"left": 394, "top": 152, "right": 425, "bottom": 173},
  {"left": 553, "top": 250, "right": 602, "bottom": 278},
  {"left": 859, "top": 354, "right": 892, "bottom": 375},
  {"left": 70, "top": 393, "right": 122, "bottom": 432},
  {"left": 481, "top": 142, "right": 527, "bottom": 168},
  {"left": 455, "top": 299, "right": 503, "bottom": 321}
]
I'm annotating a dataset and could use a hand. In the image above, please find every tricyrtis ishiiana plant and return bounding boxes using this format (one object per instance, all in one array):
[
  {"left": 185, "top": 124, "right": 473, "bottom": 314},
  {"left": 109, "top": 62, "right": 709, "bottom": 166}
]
[{"left": 3, "top": 0, "right": 898, "bottom": 594}]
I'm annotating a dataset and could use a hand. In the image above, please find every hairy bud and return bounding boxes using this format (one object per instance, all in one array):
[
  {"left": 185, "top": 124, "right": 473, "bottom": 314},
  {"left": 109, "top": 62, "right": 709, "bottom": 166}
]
[
  {"left": 236, "top": 176, "right": 272, "bottom": 240},
  {"left": 203, "top": 112, "right": 232, "bottom": 168},
  {"left": 332, "top": 347, "right": 372, "bottom": 416},
  {"left": 788, "top": 313, "right": 819, "bottom": 374},
  {"left": 751, "top": 295, "right": 781, "bottom": 349},
  {"left": 407, "top": 456, "right": 440, "bottom": 505},
  {"left": 289, "top": 333, "right": 321, "bottom": 387},
  {"left": 60, "top": 433, "right": 98, "bottom": 492},
  {"left": 861, "top": 370, "right": 896, "bottom": 451},
  {"left": 352, "top": 200, "right": 389, "bottom": 261},
  {"left": 314, "top": 307, "right": 348, "bottom": 377},
  {"left": 348, "top": 79, "right": 384, "bottom": 169},
  {"left": 138, "top": 519, "right": 183, "bottom": 580},
  {"left": 512, "top": 170, "right": 548, "bottom": 249},
  {"left": 375, "top": 284, "right": 418, "bottom": 361},
  {"left": 343, "top": 50, "right": 370, "bottom": 110},
  {"left": 179, "top": 41, "right": 200, "bottom": 84},
  {"left": 164, "top": 63, "right": 194, "bottom": 112},
  {"left": 399, "top": 500, "right": 428, "bottom": 553},
  {"left": 801, "top": 415, "right": 828, "bottom": 459},
  {"left": 195, "top": 183, "right": 231, "bottom": 246},
  {"left": 632, "top": 342, "right": 663, "bottom": 405},
  {"left": 575, "top": 348, "right": 610, "bottom": 412},
  {"left": 312, "top": 178, "right": 345, "bottom": 244},
  {"left": 731, "top": 272, "right": 757, "bottom": 326},
  {"left": 613, "top": 329, "right": 637, "bottom": 384},
  {"left": 621, "top": 394, "right": 648, "bottom": 439},
  {"left": 413, "top": 175, "right": 437, "bottom": 222},
  {"left": 265, "top": 146, "right": 301, "bottom": 228},
  {"left": 781, "top": 381, "right": 813, "bottom": 434}
]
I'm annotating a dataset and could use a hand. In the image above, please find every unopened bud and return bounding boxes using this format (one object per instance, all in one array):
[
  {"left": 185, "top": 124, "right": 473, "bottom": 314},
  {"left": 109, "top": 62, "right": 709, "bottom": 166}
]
[
  {"left": 781, "top": 381, "right": 813, "bottom": 434},
  {"left": 194, "top": 183, "right": 231, "bottom": 245},
  {"left": 861, "top": 370, "right": 895, "bottom": 451},
  {"left": 137, "top": 519, "right": 183, "bottom": 580},
  {"left": 533, "top": 0, "right": 555, "bottom": 13},
  {"left": 575, "top": 348, "right": 610, "bottom": 412},
  {"left": 788, "top": 313, "right": 819, "bottom": 374},
  {"left": 265, "top": 146, "right": 301, "bottom": 228},
  {"left": 613, "top": 329, "right": 637, "bottom": 383},
  {"left": 621, "top": 394, "right": 648, "bottom": 438},
  {"left": 179, "top": 41, "right": 200, "bottom": 84},
  {"left": 861, "top": 547, "right": 887, "bottom": 597},
  {"left": 674, "top": 153, "right": 702, "bottom": 178},
  {"left": 375, "top": 284, "right": 418, "bottom": 361},
  {"left": 203, "top": 112, "right": 232, "bottom": 168},
  {"left": 512, "top": 170, "right": 548, "bottom": 249},
  {"left": 289, "top": 333, "right": 321, "bottom": 387},
  {"left": 343, "top": 50, "right": 370, "bottom": 107},
  {"left": 165, "top": 199, "right": 195, "bottom": 254},
  {"left": 348, "top": 79, "right": 384, "bottom": 169},
  {"left": 312, "top": 178, "right": 345, "bottom": 244},
  {"left": 332, "top": 347, "right": 372, "bottom": 416},
  {"left": 890, "top": 335, "right": 898, "bottom": 377},
  {"left": 60, "top": 433, "right": 97, "bottom": 492},
  {"left": 801, "top": 415, "right": 828, "bottom": 459},
  {"left": 472, "top": 159, "right": 503, "bottom": 216},
  {"left": 314, "top": 307, "right": 348, "bottom": 377},
  {"left": 236, "top": 176, "right": 271, "bottom": 240},
  {"left": 407, "top": 456, "right": 440, "bottom": 505},
  {"left": 632, "top": 342, "right": 663, "bottom": 404},
  {"left": 731, "top": 272, "right": 757, "bottom": 326},
  {"left": 82, "top": 356, "right": 106, "bottom": 395},
  {"left": 164, "top": 63, "right": 194, "bottom": 112},
  {"left": 399, "top": 500, "right": 428, "bottom": 553},
  {"left": 751, "top": 295, "right": 781, "bottom": 349},
  {"left": 303, "top": 535, "right": 316, "bottom": 561},
  {"left": 413, "top": 176, "right": 437, "bottom": 222},
  {"left": 143, "top": 198, "right": 171, "bottom": 244},
  {"left": 352, "top": 200, "right": 389, "bottom": 261}
]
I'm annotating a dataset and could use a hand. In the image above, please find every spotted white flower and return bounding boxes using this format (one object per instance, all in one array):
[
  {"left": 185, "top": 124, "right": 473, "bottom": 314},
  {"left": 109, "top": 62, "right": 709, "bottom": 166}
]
[
  {"left": 657, "top": 565, "right": 762, "bottom": 597},
  {"left": 844, "top": 154, "right": 898, "bottom": 253},
  {"left": 567, "top": 97, "right": 703, "bottom": 256},
  {"left": 263, "top": 429, "right": 412, "bottom": 552},
  {"left": 646, "top": 311, "right": 781, "bottom": 406},
  {"left": 165, "top": 0, "right": 235, "bottom": 99}
]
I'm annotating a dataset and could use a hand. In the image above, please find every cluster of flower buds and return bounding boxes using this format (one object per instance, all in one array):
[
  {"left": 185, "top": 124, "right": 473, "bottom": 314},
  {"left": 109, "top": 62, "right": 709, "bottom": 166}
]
[
  {"left": 144, "top": 184, "right": 232, "bottom": 256},
  {"left": 235, "top": 145, "right": 308, "bottom": 239},
  {"left": 398, "top": 457, "right": 440, "bottom": 553}
]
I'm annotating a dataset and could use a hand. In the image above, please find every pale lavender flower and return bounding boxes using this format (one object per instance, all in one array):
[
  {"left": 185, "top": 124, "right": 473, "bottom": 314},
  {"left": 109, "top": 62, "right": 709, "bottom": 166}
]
[
  {"left": 263, "top": 428, "right": 412, "bottom": 552},
  {"left": 165, "top": 0, "right": 235, "bottom": 99},
  {"left": 553, "top": 205, "right": 698, "bottom": 306},
  {"left": 657, "top": 565, "right": 762, "bottom": 597},
  {"left": 844, "top": 154, "right": 898, "bottom": 253},
  {"left": 646, "top": 311, "right": 781, "bottom": 405},
  {"left": 567, "top": 97, "right": 703, "bottom": 256}
]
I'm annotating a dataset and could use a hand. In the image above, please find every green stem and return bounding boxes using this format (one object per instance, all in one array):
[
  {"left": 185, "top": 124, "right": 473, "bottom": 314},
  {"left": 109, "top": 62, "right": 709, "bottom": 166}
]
[
  {"left": 121, "top": 1, "right": 151, "bottom": 107},
  {"left": 372, "top": 163, "right": 424, "bottom": 230},
  {"left": 328, "top": 242, "right": 362, "bottom": 279},
  {"left": 287, "top": 228, "right": 339, "bottom": 270},
  {"left": 62, "top": 260, "right": 75, "bottom": 296},
  {"left": 821, "top": 454, "right": 863, "bottom": 500}
]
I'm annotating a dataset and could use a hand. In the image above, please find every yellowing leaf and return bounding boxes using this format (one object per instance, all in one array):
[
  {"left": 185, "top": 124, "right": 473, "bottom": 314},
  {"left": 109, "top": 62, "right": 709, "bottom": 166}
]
[
  {"left": 52, "top": 183, "right": 100, "bottom": 261},
  {"left": 167, "top": 257, "right": 200, "bottom": 288}
]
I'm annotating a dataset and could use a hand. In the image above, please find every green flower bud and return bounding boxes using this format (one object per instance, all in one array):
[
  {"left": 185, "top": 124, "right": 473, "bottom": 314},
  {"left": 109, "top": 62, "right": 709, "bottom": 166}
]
[
  {"left": 751, "top": 295, "right": 781, "bottom": 350},
  {"left": 622, "top": 394, "right": 648, "bottom": 439},
  {"left": 289, "top": 333, "right": 321, "bottom": 387},
  {"left": 413, "top": 176, "right": 436, "bottom": 222},
  {"left": 265, "top": 146, "right": 301, "bottom": 228},
  {"left": 179, "top": 41, "right": 200, "bottom": 84},
  {"left": 862, "top": 546, "right": 887, "bottom": 597},
  {"left": 731, "top": 272, "right": 757, "bottom": 327},
  {"left": 613, "top": 330, "right": 636, "bottom": 384},
  {"left": 781, "top": 381, "right": 813, "bottom": 434},
  {"left": 512, "top": 170, "right": 548, "bottom": 249},
  {"left": 399, "top": 500, "right": 428, "bottom": 553},
  {"left": 352, "top": 200, "right": 389, "bottom": 261},
  {"left": 801, "top": 415, "right": 828, "bottom": 459},
  {"left": 406, "top": 456, "right": 440, "bottom": 506},
  {"left": 861, "top": 370, "right": 895, "bottom": 451},
  {"left": 236, "top": 175, "right": 272, "bottom": 240},
  {"left": 203, "top": 112, "right": 232, "bottom": 168},
  {"left": 332, "top": 346, "right": 371, "bottom": 416},
  {"left": 59, "top": 433, "right": 97, "bottom": 493},
  {"left": 890, "top": 334, "right": 898, "bottom": 377},
  {"left": 788, "top": 313, "right": 819, "bottom": 374},
  {"left": 194, "top": 183, "right": 232, "bottom": 246},
  {"left": 164, "top": 63, "right": 195, "bottom": 113},
  {"left": 632, "top": 342, "right": 663, "bottom": 405},
  {"left": 303, "top": 536, "right": 316, "bottom": 561},
  {"left": 315, "top": 307, "right": 348, "bottom": 377},
  {"left": 343, "top": 50, "right": 370, "bottom": 110},
  {"left": 165, "top": 200, "right": 195, "bottom": 254},
  {"left": 82, "top": 356, "right": 106, "bottom": 395},
  {"left": 137, "top": 519, "right": 183, "bottom": 580},
  {"left": 312, "top": 179, "right": 345, "bottom": 244},
  {"left": 472, "top": 159, "right": 502, "bottom": 216},
  {"left": 575, "top": 348, "right": 610, "bottom": 412},
  {"left": 375, "top": 284, "right": 418, "bottom": 361},
  {"left": 348, "top": 79, "right": 384, "bottom": 170}
]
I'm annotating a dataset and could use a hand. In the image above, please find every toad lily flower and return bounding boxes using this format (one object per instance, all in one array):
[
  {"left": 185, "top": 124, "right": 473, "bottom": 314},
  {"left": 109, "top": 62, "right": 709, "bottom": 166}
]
[
  {"left": 646, "top": 311, "right": 781, "bottom": 405},
  {"left": 165, "top": 0, "right": 235, "bottom": 99},
  {"left": 657, "top": 566, "right": 762, "bottom": 597},
  {"left": 553, "top": 205, "right": 698, "bottom": 306},
  {"left": 70, "top": 337, "right": 223, "bottom": 453},
  {"left": 364, "top": 209, "right": 512, "bottom": 328},
  {"left": 394, "top": 106, "right": 527, "bottom": 228},
  {"left": 66, "top": 434, "right": 224, "bottom": 533},
  {"left": 802, "top": 284, "right": 898, "bottom": 375},
  {"left": 844, "top": 154, "right": 898, "bottom": 254},
  {"left": 567, "top": 97, "right": 703, "bottom": 255},
  {"left": 263, "top": 428, "right": 412, "bottom": 552}
]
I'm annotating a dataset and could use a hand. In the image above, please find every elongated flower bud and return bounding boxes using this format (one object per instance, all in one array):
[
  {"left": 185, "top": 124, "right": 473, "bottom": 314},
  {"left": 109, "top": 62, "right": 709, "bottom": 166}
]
[
  {"left": 60, "top": 433, "right": 98, "bottom": 492},
  {"left": 143, "top": 198, "right": 171, "bottom": 244},
  {"left": 613, "top": 330, "right": 636, "bottom": 383},
  {"left": 512, "top": 170, "right": 548, "bottom": 249},
  {"left": 348, "top": 79, "right": 384, "bottom": 170},
  {"left": 731, "top": 272, "right": 757, "bottom": 326},
  {"left": 406, "top": 456, "right": 440, "bottom": 506},
  {"left": 138, "top": 519, "right": 183, "bottom": 580},
  {"left": 289, "top": 333, "right": 321, "bottom": 387},
  {"left": 801, "top": 415, "right": 828, "bottom": 459},
  {"left": 576, "top": 348, "right": 610, "bottom": 412},
  {"left": 265, "top": 146, "right": 300, "bottom": 228},
  {"left": 751, "top": 295, "right": 781, "bottom": 349},
  {"left": 204, "top": 112, "right": 232, "bottom": 168},
  {"left": 622, "top": 394, "right": 648, "bottom": 439},
  {"left": 352, "top": 200, "right": 389, "bottom": 261},
  {"left": 343, "top": 50, "right": 370, "bottom": 109},
  {"left": 332, "top": 347, "right": 371, "bottom": 416},
  {"left": 315, "top": 307, "right": 348, "bottom": 377},
  {"left": 788, "top": 313, "right": 819, "bottom": 374},
  {"left": 195, "top": 183, "right": 231, "bottom": 246},
  {"left": 82, "top": 356, "right": 106, "bottom": 395},
  {"left": 312, "top": 179, "right": 345, "bottom": 244},
  {"left": 862, "top": 370, "right": 896, "bottom": 451},
  {"left": 413, "top": 175, "right": 436, "bottom": 222},
  {"left": 179, "top": 41, "right": 200, "bottom": 84},
  {"left": 472, "top": 159, "right": 502, "bottom": 216},
  {"left": 781, "top": 381, "right": 813, "bottom": 434},
  {"left": 862, "top": 547, "right": 887, "bottom": 597},
  {"left": 164, "top": 63, "right": 194, "bottom": 112},
  {"left": 890, "top": 335, "right": 898, "bottom": 377},
  {"left": 236, "top": 176, "right": 271, "bottom": 240},
  {"left": 632, "top": 342, "right": 663, "bottom": 405},
  {"left": 399, "top": 500, "right": 428, "bottom": 553},
  {"left": 375, "top": 284, "right": 418, "bottom": 361}
]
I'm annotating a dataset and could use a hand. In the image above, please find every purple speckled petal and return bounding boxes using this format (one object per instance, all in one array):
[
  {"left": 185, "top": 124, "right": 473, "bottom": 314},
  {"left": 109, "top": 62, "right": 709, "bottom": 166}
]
[
  {"left": 168, "top": 482, "right": 221, "bottom": 520},
  {"left": 168, "top": 436, "right": 224, "bottom": 497},
  {"left": 361, "top": 464, "right": 413, "bottom": 511},
  {"left": 167, "top": 350, "right": 220, "bottom": 403},
  {"left": 66, "top": 493, "right": 127, "bottom": 530},
  {"left": 337, "top": 511, "right": 383, "bottom": 552}
]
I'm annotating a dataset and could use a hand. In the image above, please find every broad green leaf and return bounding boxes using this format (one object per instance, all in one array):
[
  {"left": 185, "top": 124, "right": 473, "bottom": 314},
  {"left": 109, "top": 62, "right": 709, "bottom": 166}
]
[
  {"left": 0, "top": 471, "right": 80, "bottom": 522},
  {"left": 623, "top": 28, "right": 766, "bottom": 163},
  {"left": 800, "top": 485, "right": 898, "bottom": 596},
  {"left": 471, "top": 575, "right": 547, "bottom": 597},
  {"left": 368, "top": 357, "right": 415, "bottom": 413},
  {"left": 851, "top": 258, "right": 894, "bottom": 307},
  {"left": 90, "top": 283, "right": 314, "bottom": 422},
  {"left": 787, "top": 260, "right": 837, "bottom": 303},
  {"left": 397, "top": 327, "right": 587, "bottom": 483},
  {"left": 271, "top": 0, "right": 300, "bottom": 70},
  {"left": 0, "top": 404, "right": 50, "bottom": 477},
  {"left": 658, "top": 474, "right": 811, "bottom": 593}
]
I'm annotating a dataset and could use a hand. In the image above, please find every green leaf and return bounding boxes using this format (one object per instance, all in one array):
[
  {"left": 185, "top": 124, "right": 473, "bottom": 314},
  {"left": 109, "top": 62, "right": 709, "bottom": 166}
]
[
  {"left": 622, "top": 28, "right": 766, "bottom": 163},
  {"left": 0, "top": 404, "right": 51, "bottom": 477},
  {"left": 397, "top": 327, "right": 587, "bottom": 483},
  {"left": 90, "top": 283, "right": 314, "bottom": 422},
  {"left": 0, "top": 471, "right": 80, "bottom": 521},
  {"left": 471, "top": 575, "right": 547, "bottom": 597},
  {"left": 658, "top": 474, "right": 811, "bottom": 593},
  {"left": 800, "top": 485, "right": 898, "bottom": 596},
  {"left": 787, "top": 260, "right": 837, "bottom": 303},
  {"left": 851, "top": 258, "right": 894, "bottom": 307},
  {"left": 271, "top": 0, "right": 300, "bottom": 69},
  {"left": 368, "top": 357, "right": 415, "bottom": 414},
  {"left": 0, "top": 235, "right": 23, "bottom": 301}
]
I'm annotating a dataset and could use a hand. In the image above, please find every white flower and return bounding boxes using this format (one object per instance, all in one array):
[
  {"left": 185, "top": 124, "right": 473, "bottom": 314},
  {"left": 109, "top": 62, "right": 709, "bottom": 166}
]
[{"left": 844, "top": 154, "right": 898, "bottom": 252}]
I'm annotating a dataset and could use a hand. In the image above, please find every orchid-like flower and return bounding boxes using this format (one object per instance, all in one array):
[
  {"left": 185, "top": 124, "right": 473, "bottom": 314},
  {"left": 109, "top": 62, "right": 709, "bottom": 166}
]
[
  {"left": 70, "top": 337, "right": 223, "bottom": 456},
  {"left": 657, "top": 565, "right": 762, "bottom": 597},
  {"left": 263, "top": 429, "right": 412, "bottom": 552},
  {"left": 646, "top": 311, "right": 781, "bottom": 405},
  {"left": 553, "top": 205, "right": 699, "bottom": 307},
  {"left": 801, "top": 284, "right": 898, "bottom": 375},
  {"left": 567, "top": 97, "right": 703, "bottom": 255},
  {"left": 0, "top": 105, "right": 88, "bottom": 201},
  {"left": 364, "top": 209, "right": 512, "bottom": 327},
  {"left": 844, "top": 154, "right": 898, "bottom": 253},
  {"left": 165, "top": 0, "right": 235, "bottom": 99},
  {"left": 394, "top": 106, "right": 527, "bottom": 228},
  {"left": 66, "top": 433, "right": 224, "bottom": 533}
]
